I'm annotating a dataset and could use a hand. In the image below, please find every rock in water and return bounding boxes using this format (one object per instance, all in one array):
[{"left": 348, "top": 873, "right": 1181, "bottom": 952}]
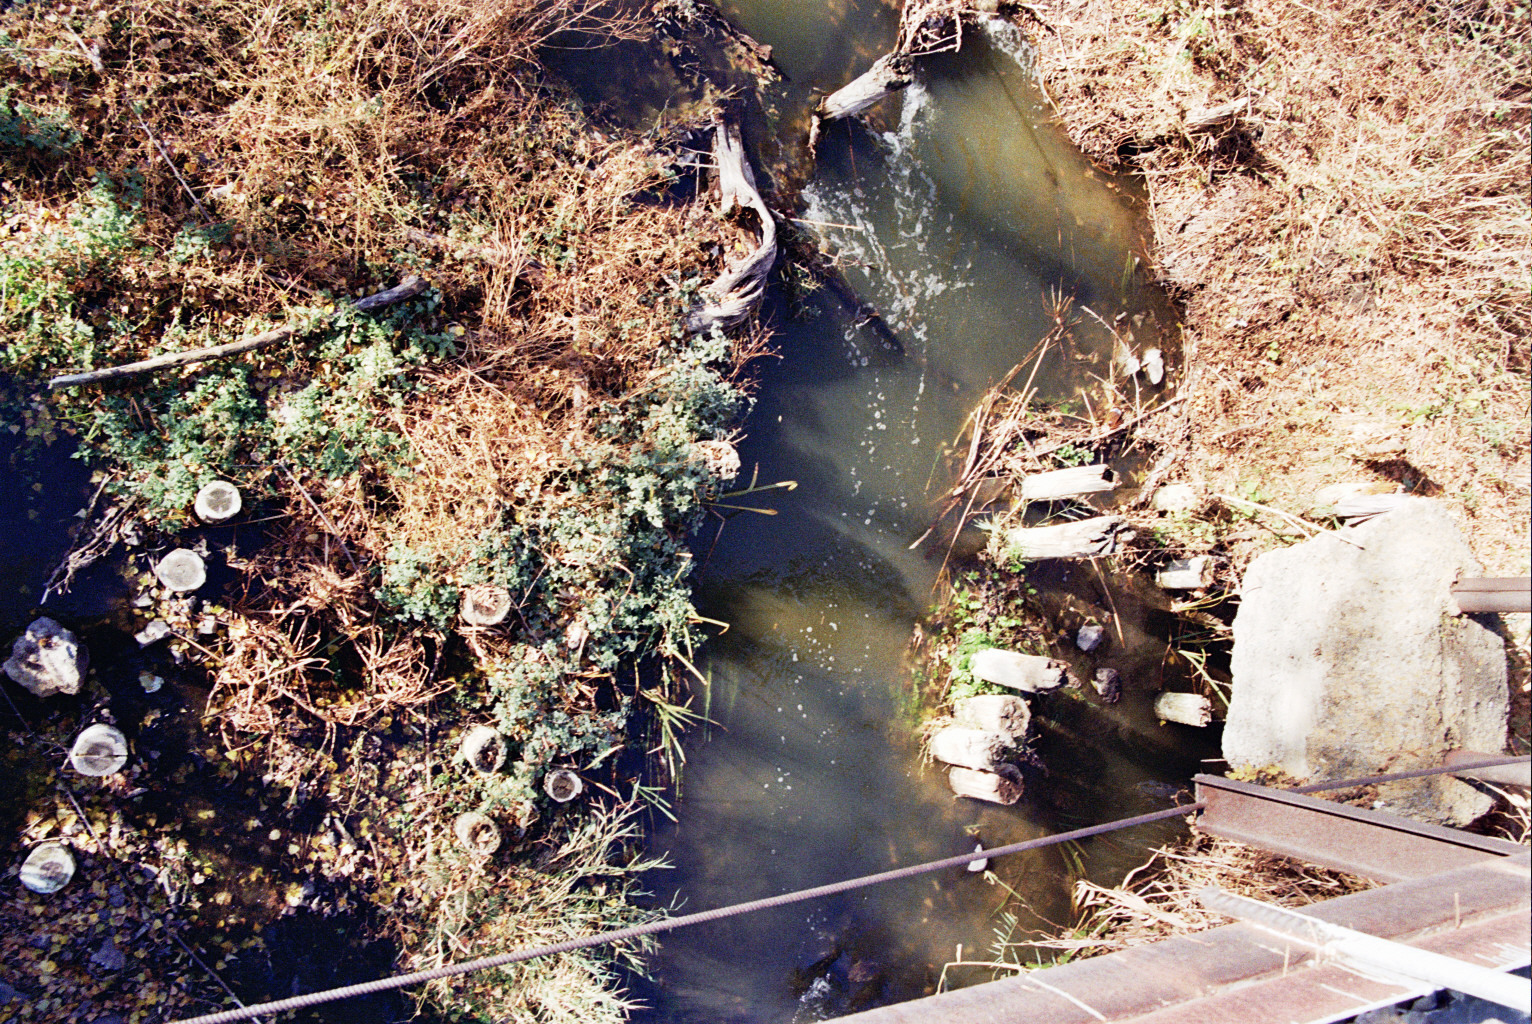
[
  {"left": 1091, "top": 668, "right": 1122, "bottom": 703},
  {"left": 1075, "top": 623, "right": 1106, "bottom": 652},
  {"left": 4, "top": 618, "right": 88, "bottom": 698},
  {"left": 1224, "top": 498, "right": 1507, "bottom": 825}
]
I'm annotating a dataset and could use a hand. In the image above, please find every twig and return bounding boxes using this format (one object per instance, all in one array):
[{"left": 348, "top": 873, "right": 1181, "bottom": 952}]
[
  {"left": 1216, "top": 493, "right": 1362, "bottom": 549},
  {"left": 279, "top": 464, "right": 362, "bottom": 575},
  {"left": 135, "top": 112, "right": 212, "bottom": 224},
  {"left": 43, "top": 487, "right": 138, "bottom": 602},
  {"left": 1027, "top": 396, "right": 1187, "bottom": 460},
  {"left": 49, "top": 276, "right": 429, "bottom": 389}
]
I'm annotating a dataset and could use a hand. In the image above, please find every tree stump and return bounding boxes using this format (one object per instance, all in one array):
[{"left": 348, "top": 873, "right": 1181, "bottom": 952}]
[
  {"left": 929, "top": 726, "right": 1011, "bottom": 771},
  {"left": 952, "top": 694, "right": 1030, "bottom": 739},
  {"left": 947, "top": 765, "right": 1023, "bottom": 805},
  {"left": 460, "top": 584, "right": 512, "bottom": 627}
]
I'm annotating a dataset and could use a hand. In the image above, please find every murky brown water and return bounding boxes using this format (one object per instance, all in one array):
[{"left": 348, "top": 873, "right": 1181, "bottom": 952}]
[{"left": 630, "top": 4, "right": 1205, "bottom": 1022}]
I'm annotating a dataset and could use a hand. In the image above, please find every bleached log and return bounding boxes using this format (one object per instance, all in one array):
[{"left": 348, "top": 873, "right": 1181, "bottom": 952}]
[
  {"left": 1185, "top": 98, "right": 1249, "bottom": 135},
  {"left": 49, "top": 276, "right": 428, "bottom": 388},
  {"left": 1019, "top": 464, "right": 1117, "bottom": 503},
  {"left": 952, "top": 694, "right": 1030, "bottom": 739},
  {"left": 1156, "top": 555, "right": 1213, "bottom": 591},
  {"left": 969, "top": 648, "right": 1067, "bottom": 693},
  {"left": 816, "top": 52, "right": 915, "bottom": 123},
  {"left": 686, "top": 120, "right": 777, "bottom": 335},
  {"left": 997, "top": 515, "right": 1130, "bottom": 562},
  {"left": 930, "top": 726, "right": 1010, "bottom": 770},
  {"left": 948, "top": 765, "right": 1023, "bottom": 805},
  {"left": 1154, "top": 691, "right": 1213, "bottom": 727}
]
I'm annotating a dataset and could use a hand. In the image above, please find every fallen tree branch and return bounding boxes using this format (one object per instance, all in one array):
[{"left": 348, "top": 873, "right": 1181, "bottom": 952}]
[
  {"left": 686, "top": 121, "right": 777, "bottom": 335},
  {"left": 49, "top": 276, "right": 429, "bottom": 389}
]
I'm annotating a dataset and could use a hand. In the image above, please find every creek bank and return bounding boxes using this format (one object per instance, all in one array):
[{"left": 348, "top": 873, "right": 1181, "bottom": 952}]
[{"left": 0, "top": 0, "right": 789, "bottom": 1019}]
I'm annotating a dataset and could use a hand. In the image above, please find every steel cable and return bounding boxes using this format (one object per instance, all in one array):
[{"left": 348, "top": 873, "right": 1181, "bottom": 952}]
[{"left": 169, "top": 754, "right": 1529, "bottom": 1024}]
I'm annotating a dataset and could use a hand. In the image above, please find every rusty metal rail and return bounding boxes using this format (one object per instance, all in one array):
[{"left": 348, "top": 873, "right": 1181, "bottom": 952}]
[
  {"left": 1192, "top": 773, "right": 1523, "bottom": 883},
  {"left": 1453, "top": 576, "right": 1531, "bottom": 613},
  {"left": 838, "top": 768, "right": 1531, "bottom": 1024}
]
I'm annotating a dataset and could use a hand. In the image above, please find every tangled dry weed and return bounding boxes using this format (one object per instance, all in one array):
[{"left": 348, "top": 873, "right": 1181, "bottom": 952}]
[{"left": 1030, "top": 0, "right": 1530, "bottom": 577}]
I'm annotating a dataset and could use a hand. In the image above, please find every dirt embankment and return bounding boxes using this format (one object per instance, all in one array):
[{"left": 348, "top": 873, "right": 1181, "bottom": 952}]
[{"left": 1027, "top": 0, "right": 1529, "bottom": 579}]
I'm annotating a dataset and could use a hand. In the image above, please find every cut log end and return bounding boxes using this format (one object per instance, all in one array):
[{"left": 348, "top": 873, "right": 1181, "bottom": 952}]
[
  {"left": 948, "top": 765, "right": 1024, "bottom": 805},
  {"left": 1154, "top": 691, "right": 1213, "bottom": 727},
  {"left": 969, "top": 648, "right": 1067, "bottom": 693}
]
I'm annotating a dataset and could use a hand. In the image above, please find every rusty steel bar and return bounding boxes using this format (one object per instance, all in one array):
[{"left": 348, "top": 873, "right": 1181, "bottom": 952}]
[
  {"left": 1193, "top": 774, "right": 1523, "bottom": 883},
  {"left": 1452, "top": 577, "right": 1531, "bottom": 613}
]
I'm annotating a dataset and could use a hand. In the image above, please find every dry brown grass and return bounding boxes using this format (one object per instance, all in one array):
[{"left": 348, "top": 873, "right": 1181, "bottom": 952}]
[
  {"left": 1027, "top": 0, "right": 1530, "bottom": 578},
  {"left": 1049, "top": 833, "right": 1375, "bottom": 956}
]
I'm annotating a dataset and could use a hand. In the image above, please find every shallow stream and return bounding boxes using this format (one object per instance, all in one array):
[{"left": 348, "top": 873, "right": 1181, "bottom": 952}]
[{"left": 625, "top": 3, "right": 1213, "bottom": 1021}]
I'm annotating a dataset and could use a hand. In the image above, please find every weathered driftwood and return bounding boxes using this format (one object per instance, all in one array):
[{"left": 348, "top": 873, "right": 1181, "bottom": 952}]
[
  {"left": 969, "top": 648, "right": 1067, "bottom": 693},
  {"left": 929, "top": 726, "right": 1010, "bottom": 770},
  {"left": 1185, "top": 98, "right": 1250, "bottom": 135},
  {"left": 952, "top": 694, "right": 1030, "bottom": 739},
  {"left": 947, "top": 765, "right": 1023, "bottom": 805},
  {"left": 1154, "top": 691, "right": 1213, "bottom": 727},
  {"left": 686, "top": 121, "right": 777, "bottom": 335},
  {"left": 49, "top": 276, "right": 429, "bottom": 389},
  {"left": 997, "top": 515, "right": 1130, "bottom": 562},
  {"left": 1019, "top": 464, "right": 1117, "bottom": 503},
  {"left": 1156, "top": 555, "right": 1213, "bottom": 591},
  {"left": 816, "top": 52, "right": 915, "bottom": 124}
]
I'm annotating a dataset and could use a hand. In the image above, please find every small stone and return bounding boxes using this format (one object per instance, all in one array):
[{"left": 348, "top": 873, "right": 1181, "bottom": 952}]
[
  {"left": 134, "top": 620, "right": 172, "bottom": 647},
  {"left": 154, "top": 549, "right": 206, "bottom": 593},
  {"left": 966, "top": 842, "right": 988, "bottom": 873},
  {"left": 132, "top": 594, "right": 154, "bottom": 609},
  {"left": 1142, "top": 348, "right": 1165, "bottom": 385},
  {"left": 4, "top": 618, "right": 88, "bottom": 698},
  {"left": 138, "top": 671, "right": 164, "bottom": 693},
  {"left": 1152, "top": 483, "right": 1199, "bottom": 514},
  {"left": 1092, "top": 668, "right": 1122, "bottom": 703},
  {"left": 1076, "top": 623, "right": 1106, "bottom": 652},
  {"left": 90, "top": 938, "right": 125, "bottom": 973}
]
